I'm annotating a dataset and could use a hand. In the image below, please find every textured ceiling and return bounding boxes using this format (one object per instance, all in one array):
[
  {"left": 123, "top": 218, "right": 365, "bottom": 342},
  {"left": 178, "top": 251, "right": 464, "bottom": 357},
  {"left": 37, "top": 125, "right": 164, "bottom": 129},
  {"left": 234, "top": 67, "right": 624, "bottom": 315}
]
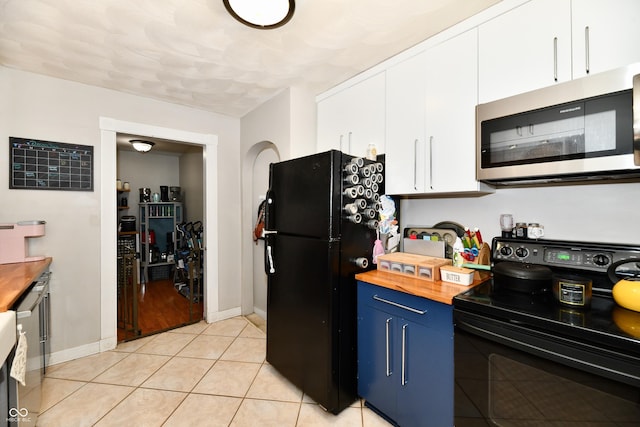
[{"left": 0, "top": 0, "right": 500, "bottom": 118}]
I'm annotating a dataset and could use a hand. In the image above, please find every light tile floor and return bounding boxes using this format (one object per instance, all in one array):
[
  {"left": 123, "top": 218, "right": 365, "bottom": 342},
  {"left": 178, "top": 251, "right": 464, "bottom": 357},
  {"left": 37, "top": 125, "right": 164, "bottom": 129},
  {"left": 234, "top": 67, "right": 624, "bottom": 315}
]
[{"left": 40, "top": 316, "right": 392, "bottom": 426}]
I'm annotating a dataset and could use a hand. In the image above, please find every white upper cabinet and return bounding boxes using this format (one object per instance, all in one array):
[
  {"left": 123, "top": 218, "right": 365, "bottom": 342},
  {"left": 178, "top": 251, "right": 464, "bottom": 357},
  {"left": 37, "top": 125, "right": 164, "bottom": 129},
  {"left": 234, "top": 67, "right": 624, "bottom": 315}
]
[
  {"left": 316, "top": 72, "right": 386, "bottom": 157},
  {"left": 385, "top": 29, "right": 491, "bottom": 195},
  {"left": 385, "top": 52, "right": 428, "bottom": 195},
  {"left": 426, "top": 29, "right": 485, "bottom": 193},
  {"left": 479, "top": 0, "right": 640, "bottom": 104},
  {"left": 571, "top": 0, "right": 640, "bottom": 79},
  {"left": 478, "top": 0, "right": 571, "bottom": 104}
]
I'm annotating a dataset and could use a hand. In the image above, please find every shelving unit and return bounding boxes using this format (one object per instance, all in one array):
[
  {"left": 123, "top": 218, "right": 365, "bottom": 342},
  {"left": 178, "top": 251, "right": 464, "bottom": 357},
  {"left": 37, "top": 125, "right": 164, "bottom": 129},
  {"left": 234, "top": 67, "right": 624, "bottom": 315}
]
[
  {"left": 139, "top": 202, "right": 182, "bottom": 283},
  {"left": 117, "top": 188, "right": 130, "bottom": 211}
]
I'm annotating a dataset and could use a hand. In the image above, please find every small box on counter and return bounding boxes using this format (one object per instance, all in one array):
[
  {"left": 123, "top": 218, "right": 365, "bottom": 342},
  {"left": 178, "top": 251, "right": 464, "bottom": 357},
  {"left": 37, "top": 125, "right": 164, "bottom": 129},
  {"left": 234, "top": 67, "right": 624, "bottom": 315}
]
[
  {"left": 377, "top": 252, "right": 451, "bottom": 282},
  {"left": 440, "top": 265, "right": 475, "bottom": 286},
  {"left": 415, "top": 258, "right": 451, "bottom": 281}
]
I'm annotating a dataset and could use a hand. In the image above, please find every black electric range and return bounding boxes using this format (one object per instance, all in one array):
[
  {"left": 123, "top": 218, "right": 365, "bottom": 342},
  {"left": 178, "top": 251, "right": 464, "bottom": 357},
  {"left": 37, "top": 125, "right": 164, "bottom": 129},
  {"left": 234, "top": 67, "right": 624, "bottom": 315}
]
[{"left": 454, "top": 237, "right": 640, "bottom": 387}]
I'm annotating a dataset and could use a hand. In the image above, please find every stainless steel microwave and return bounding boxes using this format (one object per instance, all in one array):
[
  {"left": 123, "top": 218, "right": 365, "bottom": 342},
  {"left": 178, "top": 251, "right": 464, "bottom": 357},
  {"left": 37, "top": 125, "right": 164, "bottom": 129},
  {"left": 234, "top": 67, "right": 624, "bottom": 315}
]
[{"left": 476, "top": 63, "right": 640, "bottom": 185}]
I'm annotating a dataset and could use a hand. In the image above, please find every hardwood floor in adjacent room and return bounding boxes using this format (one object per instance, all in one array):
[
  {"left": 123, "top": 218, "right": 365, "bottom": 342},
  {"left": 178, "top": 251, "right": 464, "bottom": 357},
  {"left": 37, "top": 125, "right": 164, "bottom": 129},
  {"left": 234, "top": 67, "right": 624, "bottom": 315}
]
[{"left": 118, "top": 278, "right": 203, "bottom": 342}]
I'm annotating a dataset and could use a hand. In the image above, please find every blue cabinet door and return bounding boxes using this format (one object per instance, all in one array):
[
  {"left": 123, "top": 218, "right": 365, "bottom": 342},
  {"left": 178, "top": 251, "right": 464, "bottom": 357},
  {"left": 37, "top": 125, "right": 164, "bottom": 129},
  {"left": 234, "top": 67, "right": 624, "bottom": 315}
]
[
  {"left": 396, "top": 320, "right": 453, "bottom": 427},
  {"left": 357, "top": 291, "right": 397, "bottom": 418},
  {"left": 357, "top": 281, "right": 454, "bottom": 427}
]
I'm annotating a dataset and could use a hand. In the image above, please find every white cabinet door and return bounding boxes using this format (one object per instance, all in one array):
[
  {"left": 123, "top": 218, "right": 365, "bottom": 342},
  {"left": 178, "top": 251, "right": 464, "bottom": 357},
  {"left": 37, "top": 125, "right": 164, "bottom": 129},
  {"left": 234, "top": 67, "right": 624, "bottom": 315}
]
[
  {"left": 385, "top": 52, "right": 428, "bottom": 195},
  {"left": 317, "top": 72, "right": 386, "bottom": 156},
  {"left": 478, "top": 0, "right": 571, "bottom": 104},
  {"left": 426, "top": 29, "right": 482, "bottom": 193},
  {"left": 317, "top": 90, "right": 350, "bottom": 152},
  {"left": 571, "top": 0, "right": 640, "bottom": 79}
]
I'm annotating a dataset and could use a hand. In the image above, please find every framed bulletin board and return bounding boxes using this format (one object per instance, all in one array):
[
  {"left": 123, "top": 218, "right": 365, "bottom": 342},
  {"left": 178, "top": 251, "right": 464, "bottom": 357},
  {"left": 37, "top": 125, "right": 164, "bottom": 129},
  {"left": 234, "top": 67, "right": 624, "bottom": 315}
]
[{"left": 9, "top": 137, "right": 94, "bottom": 191}]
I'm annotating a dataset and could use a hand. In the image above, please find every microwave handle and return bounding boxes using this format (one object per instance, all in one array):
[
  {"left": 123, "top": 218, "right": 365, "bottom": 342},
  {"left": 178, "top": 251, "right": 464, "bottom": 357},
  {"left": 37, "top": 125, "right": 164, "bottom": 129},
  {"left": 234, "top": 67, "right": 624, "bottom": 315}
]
[
  {"left": 553, "top": 37, "right": 558, "bottom": 82},
  {"left": 634, "top": 74, "right": 640, "bottom": 166}
]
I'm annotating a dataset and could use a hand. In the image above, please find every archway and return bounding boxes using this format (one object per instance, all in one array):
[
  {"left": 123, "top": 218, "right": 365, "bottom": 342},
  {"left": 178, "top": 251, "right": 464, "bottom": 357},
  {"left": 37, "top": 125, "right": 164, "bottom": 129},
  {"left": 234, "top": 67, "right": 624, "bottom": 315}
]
[{"left": 241, "top": 141, "right": 280, "bottom": 318}]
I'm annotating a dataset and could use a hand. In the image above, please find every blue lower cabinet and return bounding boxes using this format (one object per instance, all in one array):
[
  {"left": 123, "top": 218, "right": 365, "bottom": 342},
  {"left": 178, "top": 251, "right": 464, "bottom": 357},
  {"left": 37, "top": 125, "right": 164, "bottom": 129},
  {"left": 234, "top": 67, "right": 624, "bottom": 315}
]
[{"left": 357, "top": 281, "right": 454, "bottom": 427}]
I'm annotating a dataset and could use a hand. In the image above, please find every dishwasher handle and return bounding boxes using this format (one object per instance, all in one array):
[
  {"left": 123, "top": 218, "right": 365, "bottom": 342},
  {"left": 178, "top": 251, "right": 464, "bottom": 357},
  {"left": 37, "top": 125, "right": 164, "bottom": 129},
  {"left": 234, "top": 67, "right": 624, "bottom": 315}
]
[{"left": 16, "top": 282, "right": 48, "bottom": 318}]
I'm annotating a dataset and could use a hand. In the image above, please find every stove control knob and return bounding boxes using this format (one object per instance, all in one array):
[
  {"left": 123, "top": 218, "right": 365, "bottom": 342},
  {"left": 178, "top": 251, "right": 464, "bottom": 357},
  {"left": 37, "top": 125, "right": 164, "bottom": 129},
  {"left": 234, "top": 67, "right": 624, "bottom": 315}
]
[
  {"left": 515, "top": 247, "right": 529, "bottom": 258},
  {"left": 593, "top": 254, "right": 610, "bottom": 266},
  {"left": 499, "top": 246, "right": 513, "bottom": 257}
]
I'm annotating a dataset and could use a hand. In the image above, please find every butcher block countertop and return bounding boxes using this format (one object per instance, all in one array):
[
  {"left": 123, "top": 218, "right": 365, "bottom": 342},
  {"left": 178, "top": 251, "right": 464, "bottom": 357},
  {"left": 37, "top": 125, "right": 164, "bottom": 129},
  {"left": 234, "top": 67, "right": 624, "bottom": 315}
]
[
  {"left": 355, "top": 269, "right": 489, "bottom": 305},
  {"left": 0, "top": 258, "right": 52, "bottom": 312}
]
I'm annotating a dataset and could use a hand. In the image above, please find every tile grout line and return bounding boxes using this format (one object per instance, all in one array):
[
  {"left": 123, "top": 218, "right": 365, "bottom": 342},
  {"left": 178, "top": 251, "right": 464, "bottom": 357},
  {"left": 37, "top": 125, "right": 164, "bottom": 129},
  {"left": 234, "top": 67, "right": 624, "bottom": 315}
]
[
  {"left": 43, "top": 318, "right": 362, "bottom": 426},
  {"left": 91, "top": 330, "right": 197, "bottom": 426}
]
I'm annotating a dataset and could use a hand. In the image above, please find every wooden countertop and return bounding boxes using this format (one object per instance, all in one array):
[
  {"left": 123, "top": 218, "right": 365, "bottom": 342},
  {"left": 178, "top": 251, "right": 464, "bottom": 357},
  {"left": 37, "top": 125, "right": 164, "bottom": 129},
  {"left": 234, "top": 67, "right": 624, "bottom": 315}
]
[
  {"left": 355, "top": 269, "right": 489, "bottom": 305},
  {"left": 0, "top": 258, "right": 52, "bottom": 312}
]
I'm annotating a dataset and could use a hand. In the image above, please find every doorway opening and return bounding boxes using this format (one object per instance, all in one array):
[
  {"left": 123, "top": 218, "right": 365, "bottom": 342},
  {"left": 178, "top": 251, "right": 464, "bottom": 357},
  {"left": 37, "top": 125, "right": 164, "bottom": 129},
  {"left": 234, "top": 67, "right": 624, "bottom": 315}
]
[
  {"left": 116, "top": 133, "right": 204, "bottom": 341},
  {"left": 99, "top": 117, "right": 219, "bottom": 351}
]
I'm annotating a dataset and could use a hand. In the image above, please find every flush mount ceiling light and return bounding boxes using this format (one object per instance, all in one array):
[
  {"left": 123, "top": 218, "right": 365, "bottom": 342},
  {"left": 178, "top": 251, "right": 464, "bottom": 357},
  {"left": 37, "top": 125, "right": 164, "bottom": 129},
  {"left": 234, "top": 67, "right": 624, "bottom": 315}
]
[
  {"left": 130, "top": 139, "right": 155, "bottom": 153},
  {"left": 223, "top": 0, "right": 295, "bottom": 29}
]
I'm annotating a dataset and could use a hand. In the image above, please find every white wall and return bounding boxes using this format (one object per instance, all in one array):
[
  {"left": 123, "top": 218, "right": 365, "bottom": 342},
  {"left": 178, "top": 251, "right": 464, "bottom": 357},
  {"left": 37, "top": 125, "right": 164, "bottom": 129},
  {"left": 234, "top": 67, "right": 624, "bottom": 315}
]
[
  {"left": 117, "top": 150, "right": 181, "bottom": 225},
  {"left": 239, "top": 87, "right": 317, "bottom": 317},
  {"left": 252, "top": 148, "right": 278, "bottom": 317},
  {"left": 289, "top": 86, "right": 318, "bottom": 159},
  {"left": 0, "top": 66, "right": 241, "bottom": 360},
  {"left": 400, "top": 181, "right": 640, "bottom": 246},
  {"left": 180, "top": 150, "right": 205, "bottom": 223}
]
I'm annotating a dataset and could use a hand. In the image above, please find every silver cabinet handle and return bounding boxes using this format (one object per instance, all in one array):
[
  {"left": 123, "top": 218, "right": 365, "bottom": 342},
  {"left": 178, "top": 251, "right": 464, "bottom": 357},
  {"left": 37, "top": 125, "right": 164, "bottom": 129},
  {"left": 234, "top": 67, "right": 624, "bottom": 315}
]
[
  {"left": 413, "top": 139, "right": 419, "bottom": 191},
  {"left": 584, "top": 26, "right": 590, "bottom": 74},
  {"left": 348, "top": 131, "right": 352, "bottom": 154},
  {"left": 339, "top": 134, "right": 343, "bottom": 152},
  {"left": 401, "top": 324, "right": 408, "bottom": 386},
  {"left": 429, "top": 136, "right": 434, "bottom": 190},
  {"left": 385, "top": 318, "right": 392, "bottom": 377},
  {"left": 372, "top": 295, "right": 427, "bottom": 315},
  {"left": 553, "top": 37, "right": 558, "bottom": 82}
]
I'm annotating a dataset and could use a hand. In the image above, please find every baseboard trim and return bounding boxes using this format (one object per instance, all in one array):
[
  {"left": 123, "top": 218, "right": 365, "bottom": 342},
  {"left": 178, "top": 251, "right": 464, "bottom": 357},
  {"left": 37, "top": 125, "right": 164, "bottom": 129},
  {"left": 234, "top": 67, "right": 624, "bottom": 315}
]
[
  {"left": 253, "top": 307, "right": 266, "bottom": 320},
  {"left": 48, "top": 307, "right": 243, "bottom": 366},
  {"left": 205, "top": 306, "right": 242, "bottom": 323},
  {"left": 48, "top": 341, "right": 102, "bottom": 367}
]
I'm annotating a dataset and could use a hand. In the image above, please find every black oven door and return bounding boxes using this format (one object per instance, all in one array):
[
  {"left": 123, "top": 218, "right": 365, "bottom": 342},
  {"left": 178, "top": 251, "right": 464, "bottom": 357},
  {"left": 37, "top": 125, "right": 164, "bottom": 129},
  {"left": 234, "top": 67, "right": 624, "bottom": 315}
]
[{"left": 454, "top": 312, "right": 640, "bottom": 426}]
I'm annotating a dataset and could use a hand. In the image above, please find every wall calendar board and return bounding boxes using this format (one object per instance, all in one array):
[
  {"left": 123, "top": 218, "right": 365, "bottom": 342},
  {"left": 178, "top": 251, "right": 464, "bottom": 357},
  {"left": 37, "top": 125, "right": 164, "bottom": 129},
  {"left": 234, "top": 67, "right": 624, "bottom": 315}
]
[{"left": 9, "top": 137, "right": 94, "bottom": 191}]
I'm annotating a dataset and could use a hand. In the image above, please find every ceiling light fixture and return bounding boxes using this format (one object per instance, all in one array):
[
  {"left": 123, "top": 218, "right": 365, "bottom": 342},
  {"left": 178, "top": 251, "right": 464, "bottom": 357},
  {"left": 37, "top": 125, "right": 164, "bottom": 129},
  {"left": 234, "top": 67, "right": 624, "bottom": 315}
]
[
  {"left": 130, "top": 139, "right": 155, "bottom": 153},
  {"left": 223, "top": 0, "right": 295, "bottom": 29}
]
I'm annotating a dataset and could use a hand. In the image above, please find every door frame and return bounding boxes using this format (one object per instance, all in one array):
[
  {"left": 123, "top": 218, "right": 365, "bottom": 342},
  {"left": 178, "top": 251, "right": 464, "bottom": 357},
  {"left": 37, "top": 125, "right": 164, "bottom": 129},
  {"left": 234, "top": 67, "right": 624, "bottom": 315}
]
[{"left": 99, "top": 117, "right": 219, "bottom": 350}]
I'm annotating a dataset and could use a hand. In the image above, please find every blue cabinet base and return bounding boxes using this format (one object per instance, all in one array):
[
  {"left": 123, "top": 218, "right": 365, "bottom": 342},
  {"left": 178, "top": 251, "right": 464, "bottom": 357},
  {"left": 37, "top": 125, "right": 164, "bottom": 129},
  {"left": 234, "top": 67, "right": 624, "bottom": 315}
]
[{"left": 357, "top": 281, "right": 454, "bottom": 427}]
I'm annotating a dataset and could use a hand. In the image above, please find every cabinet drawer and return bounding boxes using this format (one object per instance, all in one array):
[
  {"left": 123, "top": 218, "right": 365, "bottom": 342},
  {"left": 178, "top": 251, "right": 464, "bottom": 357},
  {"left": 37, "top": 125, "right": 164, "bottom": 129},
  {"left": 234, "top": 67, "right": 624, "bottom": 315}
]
[{"left": 357, "top": 281, "right": 452, "bottom": 332}]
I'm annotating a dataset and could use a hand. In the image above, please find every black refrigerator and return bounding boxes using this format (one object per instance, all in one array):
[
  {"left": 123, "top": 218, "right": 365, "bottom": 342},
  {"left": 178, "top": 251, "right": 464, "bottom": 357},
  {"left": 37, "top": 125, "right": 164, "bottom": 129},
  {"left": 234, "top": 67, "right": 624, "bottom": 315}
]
[{"left": 264, "top": 150, "right": 384, "bottom": 414}]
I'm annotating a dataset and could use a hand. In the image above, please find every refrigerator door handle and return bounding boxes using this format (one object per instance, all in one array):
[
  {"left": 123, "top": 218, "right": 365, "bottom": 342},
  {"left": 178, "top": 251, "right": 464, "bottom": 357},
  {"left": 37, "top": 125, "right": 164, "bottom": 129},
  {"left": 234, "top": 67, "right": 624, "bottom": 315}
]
[
  {"left": 266, "top": 244, "right": 276, "bottom": 274},
  {"left": 264, "top": 189, "right": 275, "bottom": 231}
]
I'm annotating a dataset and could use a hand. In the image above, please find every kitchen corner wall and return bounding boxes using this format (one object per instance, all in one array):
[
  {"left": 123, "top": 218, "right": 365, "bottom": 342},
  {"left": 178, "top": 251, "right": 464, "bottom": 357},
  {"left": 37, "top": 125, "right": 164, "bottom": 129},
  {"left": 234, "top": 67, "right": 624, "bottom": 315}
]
[
  {"left": 240, "top": 87, "right": 317, "bottom": 318},
  {"left": 400, "top": 181, "right": 640, "bottom": 246},
  {"left": 0, "top": 66, "right": 242, "bottom": 363}
]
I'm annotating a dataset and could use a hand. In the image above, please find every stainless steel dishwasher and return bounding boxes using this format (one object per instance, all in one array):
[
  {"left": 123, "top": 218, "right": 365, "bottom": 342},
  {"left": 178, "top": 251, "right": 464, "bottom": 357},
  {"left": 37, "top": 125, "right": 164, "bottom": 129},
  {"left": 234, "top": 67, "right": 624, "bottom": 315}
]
[{"left": 9, "top": 271, "right": 50, "bottom": 426}]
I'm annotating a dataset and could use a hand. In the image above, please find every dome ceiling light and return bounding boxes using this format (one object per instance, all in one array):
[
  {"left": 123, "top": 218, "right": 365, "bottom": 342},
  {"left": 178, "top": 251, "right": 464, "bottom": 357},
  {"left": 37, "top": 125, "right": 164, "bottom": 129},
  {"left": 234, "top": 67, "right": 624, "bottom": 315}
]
[
  {"left": 223, "top": 0, "right": 295, "bottom": 29},
  {"left": 130, "top": 139, "right": 155, "bottom": 153}
]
